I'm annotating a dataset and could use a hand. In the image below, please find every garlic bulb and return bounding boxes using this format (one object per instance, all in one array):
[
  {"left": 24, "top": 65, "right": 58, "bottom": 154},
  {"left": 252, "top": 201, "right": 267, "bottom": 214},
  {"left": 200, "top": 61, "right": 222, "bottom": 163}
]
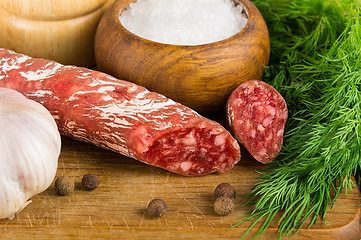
[{"left": 0, "top": 87, "right": 61, "bottom": 219}]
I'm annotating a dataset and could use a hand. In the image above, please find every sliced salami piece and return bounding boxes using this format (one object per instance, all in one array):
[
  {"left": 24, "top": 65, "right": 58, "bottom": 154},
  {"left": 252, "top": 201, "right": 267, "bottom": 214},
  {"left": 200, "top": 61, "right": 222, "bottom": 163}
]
[
  {"left": 227, "top": 80, "right": 287, "bottom": 164},
  {"left": 0, "top": 48, "right": 240, "bottom": 176}
]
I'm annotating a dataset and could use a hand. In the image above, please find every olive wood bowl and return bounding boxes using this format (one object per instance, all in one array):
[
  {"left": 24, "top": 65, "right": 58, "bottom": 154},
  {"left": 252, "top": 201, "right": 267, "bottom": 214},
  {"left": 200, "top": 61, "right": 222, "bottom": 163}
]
[{"left": 95, "top": 0, "right": 270, "bottom": 113}]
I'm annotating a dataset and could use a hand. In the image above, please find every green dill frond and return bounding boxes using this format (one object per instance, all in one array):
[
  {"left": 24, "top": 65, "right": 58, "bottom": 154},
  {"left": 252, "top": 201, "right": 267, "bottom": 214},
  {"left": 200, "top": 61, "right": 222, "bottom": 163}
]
[{"left": 234, "top": 0, "right": 361, "bottom": 238}]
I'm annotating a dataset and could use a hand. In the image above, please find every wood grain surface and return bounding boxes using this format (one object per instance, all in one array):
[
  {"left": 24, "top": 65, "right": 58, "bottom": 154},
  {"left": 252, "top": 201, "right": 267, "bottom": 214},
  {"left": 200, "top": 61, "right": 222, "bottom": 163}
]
[
  {"left": 94, "top": 0, "right": 270, "bottom": 113},
  {"left": 0, "top": 0, "right": 114, "bottom": 67},
  {"left": 0, "top": 134, "right": 360, "bottom": 239},
  {"left": 0, "top": 0, "right": 108, "bottom": 20}
]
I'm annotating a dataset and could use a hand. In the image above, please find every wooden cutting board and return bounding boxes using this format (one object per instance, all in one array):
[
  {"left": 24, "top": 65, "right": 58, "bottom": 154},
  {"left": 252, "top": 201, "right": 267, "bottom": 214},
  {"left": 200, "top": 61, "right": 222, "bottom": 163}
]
[{"left": 0, "top": 135, "right": 360, "bottom": 239}]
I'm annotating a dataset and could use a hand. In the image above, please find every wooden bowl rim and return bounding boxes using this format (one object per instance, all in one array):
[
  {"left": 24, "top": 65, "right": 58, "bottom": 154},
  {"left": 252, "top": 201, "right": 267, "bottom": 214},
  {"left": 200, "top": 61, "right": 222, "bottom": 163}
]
[{"left": 109, "top": 0, "right": 263, "bottom": 49}]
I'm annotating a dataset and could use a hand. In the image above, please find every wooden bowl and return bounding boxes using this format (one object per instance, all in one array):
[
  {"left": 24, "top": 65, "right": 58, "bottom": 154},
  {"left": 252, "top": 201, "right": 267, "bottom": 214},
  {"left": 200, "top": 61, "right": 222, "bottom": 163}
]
[{"left": 95, "top": 0, "right": 270, "bottom": 113}]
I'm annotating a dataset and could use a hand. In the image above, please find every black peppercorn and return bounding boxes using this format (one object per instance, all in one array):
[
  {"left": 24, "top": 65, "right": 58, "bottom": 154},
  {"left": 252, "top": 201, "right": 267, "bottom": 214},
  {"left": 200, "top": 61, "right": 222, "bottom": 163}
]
[
  {"left": 214, "top": 183, "right": 236, "bottom": 199},
  {"left": 214, "top": 196, "right": 234, "bottom": 216},
  {"left": 81, "top": 173, "right": 100, "bottom": 191},
  {"left": 147, "top": 199, "right": 167, "bottom": 217},
  {"left": 55, "top": 176, "right": 74, "bottom": 196}
]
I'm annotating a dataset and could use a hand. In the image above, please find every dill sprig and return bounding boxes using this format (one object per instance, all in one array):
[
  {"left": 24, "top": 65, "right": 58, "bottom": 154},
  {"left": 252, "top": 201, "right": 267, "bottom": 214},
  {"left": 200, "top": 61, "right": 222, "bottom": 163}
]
[{"left": 233, "top": 0, "right": 361, "bottom": 238}]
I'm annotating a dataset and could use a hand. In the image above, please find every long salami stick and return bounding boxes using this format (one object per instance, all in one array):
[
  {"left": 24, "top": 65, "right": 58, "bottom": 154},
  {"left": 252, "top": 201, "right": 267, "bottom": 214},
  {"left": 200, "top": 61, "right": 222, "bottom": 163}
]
[{"left": 0, "top": 48, "right": 240, "bottom": 176}]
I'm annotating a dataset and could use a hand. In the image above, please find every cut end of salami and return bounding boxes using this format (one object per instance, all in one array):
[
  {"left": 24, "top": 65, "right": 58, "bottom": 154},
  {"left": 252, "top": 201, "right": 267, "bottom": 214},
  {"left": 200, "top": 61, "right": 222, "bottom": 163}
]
[
  {"left": 227, "top": 80, "right": 288, "bottom": 164},
  {"left": 142, "top": 126, "right": 241, "bottom": 176}
]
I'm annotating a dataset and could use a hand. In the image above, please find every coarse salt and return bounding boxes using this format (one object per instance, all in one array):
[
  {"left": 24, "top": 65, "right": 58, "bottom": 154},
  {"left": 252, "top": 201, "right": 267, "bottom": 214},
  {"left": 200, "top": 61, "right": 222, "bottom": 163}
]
[{"left": 119, "top": 0, "right": 248, "bottom": 45}]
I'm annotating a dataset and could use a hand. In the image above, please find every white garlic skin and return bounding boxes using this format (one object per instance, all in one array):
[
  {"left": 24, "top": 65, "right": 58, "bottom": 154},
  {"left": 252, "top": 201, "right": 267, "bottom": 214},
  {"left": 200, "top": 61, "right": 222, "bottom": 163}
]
[{"left": 0, "top": 87, "right": 61, "bottom": 219}]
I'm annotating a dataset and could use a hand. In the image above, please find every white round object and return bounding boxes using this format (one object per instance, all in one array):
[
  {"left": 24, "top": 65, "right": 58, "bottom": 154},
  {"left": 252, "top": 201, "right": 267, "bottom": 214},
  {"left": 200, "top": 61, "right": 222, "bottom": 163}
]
[{"left": 0, "top": 87, "right": 61, "bottom": 220}]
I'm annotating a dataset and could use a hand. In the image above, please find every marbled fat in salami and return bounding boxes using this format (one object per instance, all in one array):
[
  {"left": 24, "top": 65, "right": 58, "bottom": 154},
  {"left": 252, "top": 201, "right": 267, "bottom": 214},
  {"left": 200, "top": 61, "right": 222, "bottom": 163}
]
[
  {"left": 227, "top": 80, "right": 287, "bottom": 163},
  {"left": 0, "top": 48, "right": 241, "bottom": 176}
]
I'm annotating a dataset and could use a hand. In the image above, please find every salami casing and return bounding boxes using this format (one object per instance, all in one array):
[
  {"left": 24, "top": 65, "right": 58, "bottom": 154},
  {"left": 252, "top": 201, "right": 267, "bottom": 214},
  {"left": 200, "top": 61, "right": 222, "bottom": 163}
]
[
  {"left": 0, "top": 48, "right": 241, "bottom": 176},
  {"left": 227, "top": 80, "right": 287, "bottom": 163}
]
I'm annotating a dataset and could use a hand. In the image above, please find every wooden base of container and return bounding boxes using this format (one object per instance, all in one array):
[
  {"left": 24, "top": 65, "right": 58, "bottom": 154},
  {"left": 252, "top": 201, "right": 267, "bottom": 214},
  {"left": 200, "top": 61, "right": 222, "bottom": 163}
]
[{"left": 0, "top": 0, "right": 114, "bottom": 67}]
